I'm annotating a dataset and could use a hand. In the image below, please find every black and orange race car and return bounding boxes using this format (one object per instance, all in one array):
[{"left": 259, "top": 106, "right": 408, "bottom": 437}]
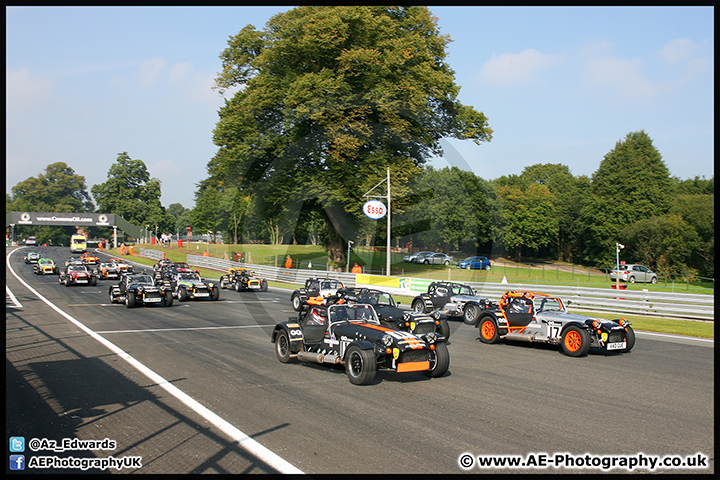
[
  {"left": 475, "top": 291, "right": 635, "bottom": 357},
  {"left": 271, "top": 301, "right": 449, "bottom": 385},
  {"left": 80, "top": 251, "right": 100, "bottom": 265},
  {"left": 339, "top": 287, "right": 451, "bottom": 339}
]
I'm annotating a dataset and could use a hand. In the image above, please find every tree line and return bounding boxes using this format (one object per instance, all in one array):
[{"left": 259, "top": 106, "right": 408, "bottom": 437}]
[{"left": 6, "top": 6, "right": 713, "bottom": 280}]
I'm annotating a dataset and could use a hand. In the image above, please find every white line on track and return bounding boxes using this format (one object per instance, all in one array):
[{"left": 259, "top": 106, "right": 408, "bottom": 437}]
[
  {"left": 96, "top": 324, "right": 276, "bottom": 334},
  {"left": 6, "top": 285, "right": 23, "bottom": 308},
  {"left": 6, "top": 249, "right": 304, "bottom": 474}
]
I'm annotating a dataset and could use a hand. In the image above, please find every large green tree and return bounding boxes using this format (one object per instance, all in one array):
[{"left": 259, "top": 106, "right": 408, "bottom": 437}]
[
  {"left": 490, "top": 175, "right": 558, "bottom": 261},
  {"left": 399, "top": 166, "right": 491, "bottom": 253},
  {"left": 520, "top": 163, "right": 589, "bottom": 262},
  {"left": 579, "top": 131, "right": 673, "bottom": 267},
  {"left": 91, "top": 152, "right": 174, "bottom": 236},
  {"left": 8, "top": 162, "right": 94, "bottom": 245},
  {"left": 208, "top": 6, "right": 492, "bottom": 265}
]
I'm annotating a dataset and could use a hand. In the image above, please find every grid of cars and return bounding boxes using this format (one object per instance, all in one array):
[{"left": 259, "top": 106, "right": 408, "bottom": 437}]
[{"left": 18, "top": 243, "right": 641, "bottom": 388}]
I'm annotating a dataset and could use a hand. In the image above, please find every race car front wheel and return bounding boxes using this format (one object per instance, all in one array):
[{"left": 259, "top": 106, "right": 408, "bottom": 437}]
[
  {"left": 126, "top": 292, "right": 136, "bottom": 308},
  {"left": 478, "top": 317, "right": 499, "bottom": 344},
  {"left": 623, "top": 326, "right": 636, "bottom": 353},
  {"left": 163, "top": 291, "right": 174, "bottom": 307},
  {"left": 424, "top": 342, "right": 449, "bottom": 378},
  {"left": 345, "top": 346, "right": 376, "bottom": 385},
  {"left": 561, "top": 326, "right": 590, "bottom": 357},
  {"left": 291, "top": 294, "right": 302, "bottom": 311},
  {"left": 463, "top": 305, "right": 479, "bottom": 325}
]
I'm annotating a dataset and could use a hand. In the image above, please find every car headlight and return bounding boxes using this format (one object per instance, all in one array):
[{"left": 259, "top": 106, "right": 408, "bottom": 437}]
[
  {"left": 380, "top": 334, "right": 393, "bottom": 347},
  {"left": 424, "top": 332, "right": 437, "bottom": 344}
]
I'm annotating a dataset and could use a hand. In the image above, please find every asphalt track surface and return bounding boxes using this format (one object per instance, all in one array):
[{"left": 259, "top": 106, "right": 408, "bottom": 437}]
[{"left": 6, "top": 246, "right": 714, "bottom": 474}]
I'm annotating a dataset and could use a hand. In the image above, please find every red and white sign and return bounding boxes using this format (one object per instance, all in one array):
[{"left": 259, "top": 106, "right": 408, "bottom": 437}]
[{"left": 363, "top": 200, "right": 387, "bottom": 220}]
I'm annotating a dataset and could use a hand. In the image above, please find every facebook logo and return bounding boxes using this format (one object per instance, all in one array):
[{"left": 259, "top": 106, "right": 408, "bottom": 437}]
[
  {"left": 9, "top": 436, "right": 25, "bottom": 452},
  {"left": 9, "top": 454, "right": 25, "bottom": 470}
]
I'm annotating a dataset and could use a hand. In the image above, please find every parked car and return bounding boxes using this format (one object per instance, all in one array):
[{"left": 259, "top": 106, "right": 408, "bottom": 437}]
[
  {"left": 271, "top": 302, "right": 449, "bottom": 385},
  {"left": 402, "top": 251, "right": 433, "bottom": 263},
  {"left": 475, "top": 291, "right": 635, "bottom": 357},
  {"left": 610, "top": 264, "right": 658, "bottom": 284},
  {"left": 416, "top": 252, "right": 454, "bottom": 265},
  {"left": 456, "top": 256, "right": 491, "bottom": 270}
]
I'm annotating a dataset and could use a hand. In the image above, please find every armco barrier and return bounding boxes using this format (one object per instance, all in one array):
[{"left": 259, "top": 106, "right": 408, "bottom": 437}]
[{"left": 180, "top": 254, "right": 713, "bottom": 321}]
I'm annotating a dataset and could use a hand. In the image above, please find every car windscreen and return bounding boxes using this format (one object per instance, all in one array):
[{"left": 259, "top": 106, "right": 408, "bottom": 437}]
[
  {"left": 537, "top": 297, "right": 563, "bottom": 312},
  {"left": 329, "top": 304, "right": 379, "bottom": 324},
  {"left": 452, "top": 285, "right": 473, "bottom": 295},
  {"left": 129, "top": 275, "right": 154, "bottom": 286}
]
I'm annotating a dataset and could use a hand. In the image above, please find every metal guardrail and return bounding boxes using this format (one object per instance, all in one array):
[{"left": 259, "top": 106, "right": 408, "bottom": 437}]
[{"left": 180, "top": 254, "right": 713, "bottom": 321}]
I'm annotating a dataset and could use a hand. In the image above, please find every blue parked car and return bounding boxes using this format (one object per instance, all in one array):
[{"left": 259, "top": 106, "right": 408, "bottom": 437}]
[{"left": 456, "top": 256, "right": 491, "bottom": 270}]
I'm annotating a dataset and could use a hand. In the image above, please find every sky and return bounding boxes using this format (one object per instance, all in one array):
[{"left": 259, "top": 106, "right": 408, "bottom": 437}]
[{"left": 6, "top": 6, "right": 714, "bottom": 209}]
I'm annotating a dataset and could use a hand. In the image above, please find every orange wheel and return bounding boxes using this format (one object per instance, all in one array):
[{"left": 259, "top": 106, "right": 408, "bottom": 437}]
[
  {"left": 561, "top": 326, "right": 590, "bottom": 357},
  {"left": 478, "top": 317, "right": 499, "bottom": 344}
]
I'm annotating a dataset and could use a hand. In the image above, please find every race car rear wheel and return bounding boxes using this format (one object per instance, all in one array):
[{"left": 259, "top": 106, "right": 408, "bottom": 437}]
[
  {"left": 438, "top": 319, "right": 450, "bottom": 339},
  {"left": 274, "top": 331, "right": 293, "bottom": 364},
  {"left": 463, "top": 305, "right": 479, "bottom": 325},
  {"left": 478, "top": 317, "right": 499, "bottom": 344},
  {"left": 561, "top": 326, "right": 590, "bottom": 357},
  {"left": 412, "top": 299, "right": 426, "bottom": 314},
  {"left": 424, "top": 342, "right": 449, "bottom": 378},
  {"left": 345, "top": 346, "right": 376, "bottom": 385}
]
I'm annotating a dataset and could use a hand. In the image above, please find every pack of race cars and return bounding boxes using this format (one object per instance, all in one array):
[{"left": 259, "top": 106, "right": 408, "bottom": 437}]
[{"left": 20, "top": 248, "right": 636, "bottom": 386}]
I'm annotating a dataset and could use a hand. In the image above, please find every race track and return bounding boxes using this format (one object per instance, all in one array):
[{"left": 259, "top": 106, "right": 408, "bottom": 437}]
[{"left": 6, "top": 246, "right": 714, "bottom": 474}]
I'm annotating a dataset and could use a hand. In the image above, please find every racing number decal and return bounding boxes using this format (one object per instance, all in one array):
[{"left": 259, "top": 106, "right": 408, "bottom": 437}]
[{"left": 547, "top": 322, "right": 562, "bottom": 339}]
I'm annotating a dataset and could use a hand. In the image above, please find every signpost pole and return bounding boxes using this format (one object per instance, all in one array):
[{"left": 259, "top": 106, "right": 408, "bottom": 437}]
[{"left": 386, "top": 167, "right": 391, "bottom": 276}]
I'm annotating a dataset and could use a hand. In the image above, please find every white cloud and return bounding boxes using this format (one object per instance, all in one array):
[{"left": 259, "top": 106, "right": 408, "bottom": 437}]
[
  {"left": 583, "top": 55, "right": 657, "bottom": 101},
  {"left": 658, "top": 38, "right": 696, "bottom": 65},
  {"left": 477, "top": 49, "right": 562, "bottom": 85},
  {"left": 5, "top": 68, "right": 55, "bottom": 113},
  {"left": 137, "top": 57, "right": 167, "bottom": 89}
]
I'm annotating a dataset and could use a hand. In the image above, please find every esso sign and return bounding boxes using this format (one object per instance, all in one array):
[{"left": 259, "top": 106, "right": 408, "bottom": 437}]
[{"left": 363, "top": 200, "right": 387, "bottom": 220}]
